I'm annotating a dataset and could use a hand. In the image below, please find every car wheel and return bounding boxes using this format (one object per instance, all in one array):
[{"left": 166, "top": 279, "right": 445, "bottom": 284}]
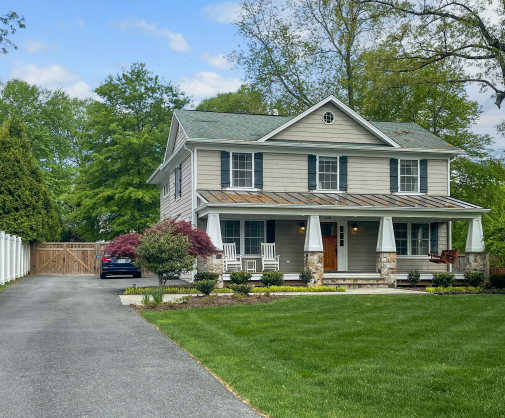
[{"left": 100, "top": 273, "right": 107, "bottom": 280}]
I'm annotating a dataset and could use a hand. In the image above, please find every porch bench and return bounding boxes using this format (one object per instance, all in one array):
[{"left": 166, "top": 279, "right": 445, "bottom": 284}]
[{"left": 428, "top": 249, "right": 459, "bottom": 265}]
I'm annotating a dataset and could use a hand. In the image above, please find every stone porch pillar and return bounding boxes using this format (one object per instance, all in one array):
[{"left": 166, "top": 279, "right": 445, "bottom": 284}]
[
  {"left": 465, "top": 217, "right": 487, "bottom": 275},
  {"left": 304, "top": 215, "right": 324, "bottom": 287},
  {"left": 376, "top": 217, "right": 397, "bottom": 287},
  {"left": 206, "top": 213, "right": 224, "bottom": 288}
]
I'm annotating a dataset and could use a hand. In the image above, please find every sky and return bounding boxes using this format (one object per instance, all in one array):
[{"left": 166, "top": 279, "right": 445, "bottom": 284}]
[{"left": 1, "top": 0, "right": 503, "bottom": 147}]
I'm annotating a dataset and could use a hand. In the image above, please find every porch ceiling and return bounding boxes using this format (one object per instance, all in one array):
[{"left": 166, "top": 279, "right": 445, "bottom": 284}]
[{"left": 197, "top": 190, "right": 485, "bottom": 211}]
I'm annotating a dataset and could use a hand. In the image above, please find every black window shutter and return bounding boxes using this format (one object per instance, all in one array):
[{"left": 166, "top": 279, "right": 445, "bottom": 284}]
[
  {"left": 308, "top": 155, "right": 317, "bottom": 190},
  {"left": 266, "top": 220, "right": 275, "bottom": 243},
  {"left": 339, "top": 156, "right": 348, "bottom": 191},
  {"left": 221, "top": 151, "right": 230, "bottom": 188},
  {"left": 254, "top": 153, "right": 263, "bottom": 188},
  {"left": 420, "top": 159, "right": 428, "bottom": 193},
  {"left": 390, "top": 158, "right": 398, "bottom": 192},
  {"left": 430, "top": 223, "right": 439, "bottom": 255}
]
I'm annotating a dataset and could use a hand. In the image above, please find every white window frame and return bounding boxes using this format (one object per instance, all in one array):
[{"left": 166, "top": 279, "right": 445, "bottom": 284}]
[
  {"left": 398, "top": 159, "right": 420, "bottom": 194},
  {"left": 221, "top": 219, "right": 266, "bottom": 256},
  {"left": 230, "top": 152, "right": 255, "bottom": 189},
  {"left": 393, "top": 222, "right": 431, "bottom": 257},
  {"left": 162, "top": 182, "right": 169, "bottom": 199},
  {"left": 174, "top": 164, "right": 182, "bottom": 200},
  {"left": 316, "top": 155, "right": 340, "bottom": 192},
  {"left": 322, "top": 111, "right": 335, "bottom": 125}
]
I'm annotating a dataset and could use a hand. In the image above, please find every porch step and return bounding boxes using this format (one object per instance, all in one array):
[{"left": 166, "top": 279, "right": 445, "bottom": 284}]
[{"left": 323, "top": 274, "right": 388, "bottom": 289}]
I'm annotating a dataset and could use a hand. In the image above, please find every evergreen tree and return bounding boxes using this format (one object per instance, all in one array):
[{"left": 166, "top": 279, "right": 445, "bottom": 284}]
[{"left": 0, "top": 116, "right": 61, "bottom": 242}]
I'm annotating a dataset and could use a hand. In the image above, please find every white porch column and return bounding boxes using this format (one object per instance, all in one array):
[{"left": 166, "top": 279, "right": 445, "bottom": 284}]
[
  {"left": 465, "top": 217, "right": 487, "bottom": 274},
  {"left": 205, "top": 213, "right": 224, "bottom": 288},
  {"left": 0, "top": 232, "right": 5, "bottom": 285},
  {"left": 376, "top": 217, "right": 397, "bottom": 287},
  {"left": 303, "top": 215, "right": 324, "bottom": 287}
]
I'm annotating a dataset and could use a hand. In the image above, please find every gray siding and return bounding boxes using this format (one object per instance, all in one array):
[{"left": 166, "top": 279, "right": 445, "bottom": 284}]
[
  {"left": 347, "top": 221, "right": 379, "bottom": 272},
  {"left": 428, "top": 159, "right": 448, "bottom": 195},
  {"left": 169, "top": 155, "right": 192, "bottom": 221},
  {"left": 347, "top": 157, "right": 390, "bottom": 194},
  {"left": 275, "top": 220, "right": 305, "bottom": 273},
  {"left": 174, "top": 127, "right": 186, "bottom": 151},
  {"left": 271, "top": 103, "right": 385, "bottom": 145},
  {"left": 263, "top": 153, "right": 307, "bottom": 191},
  {"left": 197, "top": 150, "right": 221, "bottom": 189}
]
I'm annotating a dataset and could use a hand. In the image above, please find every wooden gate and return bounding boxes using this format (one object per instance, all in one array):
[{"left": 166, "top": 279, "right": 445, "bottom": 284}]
[{"left": 31, "top": 242, "right": 109, "bottom": 275}]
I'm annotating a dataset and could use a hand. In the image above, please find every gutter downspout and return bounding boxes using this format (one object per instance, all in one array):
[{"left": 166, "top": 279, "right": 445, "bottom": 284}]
[
  {"left": 184, "top": 143, "right": 197, "bottom": 282},
  {"left": 448, "top": 155, "right": 458, "bottom": 273}
]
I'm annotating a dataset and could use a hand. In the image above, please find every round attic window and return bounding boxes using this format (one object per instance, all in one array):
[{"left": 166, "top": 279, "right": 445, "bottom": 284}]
[{"left": 323, "top": 111, "right": 335, "bottom": 124}]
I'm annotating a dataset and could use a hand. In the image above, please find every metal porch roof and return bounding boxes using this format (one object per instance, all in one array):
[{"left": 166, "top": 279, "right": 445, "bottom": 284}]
[{"left": 197, "top": 190, "right": 484, "bottom": 210}]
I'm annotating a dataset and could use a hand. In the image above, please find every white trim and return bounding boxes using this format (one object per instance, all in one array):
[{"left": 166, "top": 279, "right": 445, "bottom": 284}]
[
  {"left": 322, "top": 111, "right": 335, "bottom": 125},
  {"left": 304, "top": 215, "right": 324, "bottom": 252},
  {"left": 449, "top": 220, "right": 453, "bottom": 272},
  {"left": 447, "top": 158, "right": 451, "bottom": 196},
  {"left": 162, "top": 182, "right": 170, "bottom": 199},
  {"left": 337, "top": 222, "right": 348, "bottom": 271},
  {"left": 465, "top": 217, "right": 485, "bottom": 252},
  {"left": 223, "top": 273, "right": 299, "bottom": 281},
  {"left": 393, "top": 222, "right": 431, "bottom": 256},
  {"left": 257, "top": 95, "right": 401, "bottom": 148},
  {"left": 223, "top": 187, "right": 262, "bottom": 192},
  {"left": 316, "top": 155, "right": 340, "bottom": 192},
  {"left": 376, "top": 217, "right": 396, "bottom": 252},
  {"left": 221, "top": 219, "right": 267, "bottom": 256}
]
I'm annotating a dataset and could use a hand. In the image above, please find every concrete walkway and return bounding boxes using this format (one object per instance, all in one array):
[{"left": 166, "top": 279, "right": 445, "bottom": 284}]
[
  {"left": 120, "top": 287, "right": 428, "bottom": 305},
  {"left": 0, "top": 274, "right": 259, "bottom": 418}
]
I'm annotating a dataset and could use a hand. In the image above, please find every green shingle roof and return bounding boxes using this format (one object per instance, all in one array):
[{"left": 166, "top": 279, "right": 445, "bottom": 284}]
[
  {"left": 369, "top": 122, "right": 457, "bottom": 150},
  {"left": 175, "top": 109, "right": 459, "bottom": 151},
  {"left": 175, "top": 109, "right": 293, "bottom": 141}
]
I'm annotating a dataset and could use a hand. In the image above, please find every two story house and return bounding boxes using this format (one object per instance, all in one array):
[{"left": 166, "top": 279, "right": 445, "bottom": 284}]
[{"left": 147, "top": 96, "right": 488, "bottom": 287}]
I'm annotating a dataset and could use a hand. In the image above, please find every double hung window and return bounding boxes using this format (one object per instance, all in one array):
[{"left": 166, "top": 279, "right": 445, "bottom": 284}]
[
  {"left": 162, "top": 182, "right": 169, "bottom": 198},
  {"left": 318, "top": 156, "right": 339, "bottom": 190},
  {"left": 394, "top": 223, "right": 430, "bottom": 256},
  {"left": 399, "top": 160, "right": 419, "bottom": 192},
  {"left": 220, "top": 220, "right": 266, "bottom": 255},
  {"left": 175, "top": 164, "right": 182, "bottom": 199},
  {"left": 231, "top": 153, "right": 253, "bottom": 188}
]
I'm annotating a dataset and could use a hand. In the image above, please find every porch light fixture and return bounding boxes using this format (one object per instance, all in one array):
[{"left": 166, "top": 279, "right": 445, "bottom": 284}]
[
  {"left": 351, "top": 222, "right": 358, "bottom": 232},
  {"left": 299, "top": 221, "right": 306, "bottom": 232}
]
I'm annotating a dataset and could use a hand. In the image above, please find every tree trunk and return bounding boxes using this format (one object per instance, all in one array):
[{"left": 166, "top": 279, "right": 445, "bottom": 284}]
[{"left": 157, "top": 274, "right": 163, "bottom": 287}]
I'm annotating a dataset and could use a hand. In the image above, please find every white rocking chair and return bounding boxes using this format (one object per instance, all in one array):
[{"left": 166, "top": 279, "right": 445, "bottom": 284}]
[
  {"left": 223, "top": 243, "right": 242, "bottom": 272},
  {"left": 261, "top": 243, "right": 280, "bottom": 271}
]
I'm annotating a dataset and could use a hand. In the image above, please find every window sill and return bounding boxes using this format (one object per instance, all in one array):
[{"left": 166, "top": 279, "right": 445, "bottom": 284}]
[
  {"left": 313, "top": 190, "right": 344, "bottom": 194},
  {"left": 223, "top": 187, "right": 261, "bottom": 192},
  {"left": 175, "top": 197, "right": 181, "bottom": 201},
  {"left": 394, "top": 192, "right": 424, "bottom": 195}
]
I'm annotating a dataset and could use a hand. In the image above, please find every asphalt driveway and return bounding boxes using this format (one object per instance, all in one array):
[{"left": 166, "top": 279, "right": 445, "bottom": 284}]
[{"left": 0, "top": 274, "right": 259, "bottom": 418}]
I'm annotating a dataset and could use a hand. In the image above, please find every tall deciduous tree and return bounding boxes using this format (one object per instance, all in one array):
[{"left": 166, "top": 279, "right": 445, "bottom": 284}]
[
  {"left": 0, "top": 116, "right": 60, "bottom": 242},
  {"left": 196, "top": 84, "right": 269, "bottom": 114},
  {"left": 1, "top": 11, "right": 25, "bottom": 54},
  {"left": 68, "top": 63, "right": 190, "bottom": 241}
]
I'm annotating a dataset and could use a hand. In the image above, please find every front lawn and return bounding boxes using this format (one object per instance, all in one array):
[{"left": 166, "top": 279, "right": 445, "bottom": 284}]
[{"left": 142, "top": 295, "right": 505, "bottom": 418}]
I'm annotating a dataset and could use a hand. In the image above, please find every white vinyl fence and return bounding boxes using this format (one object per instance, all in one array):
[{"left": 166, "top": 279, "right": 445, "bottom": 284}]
[{"left": 0, "top": 231, "right": 30, "bottom": 285}]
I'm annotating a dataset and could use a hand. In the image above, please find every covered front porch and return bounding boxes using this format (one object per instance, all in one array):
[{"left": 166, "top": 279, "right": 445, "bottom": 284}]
[{"left": 196, "top": 191, "right": 488, "bottom": 287}]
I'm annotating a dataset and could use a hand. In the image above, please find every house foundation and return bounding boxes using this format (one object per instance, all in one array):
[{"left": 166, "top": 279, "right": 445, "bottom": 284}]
[
  {"left": 304, "top": 251, "right": 324, "bottom": 287},
  {"left": 464, "top": 252, "right": 487, "bottom": 274}
]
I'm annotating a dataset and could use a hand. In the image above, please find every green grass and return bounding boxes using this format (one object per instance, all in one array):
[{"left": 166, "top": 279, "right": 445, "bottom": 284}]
[{"left": 142, "top": 295, "right": 505, "bottom": 418}]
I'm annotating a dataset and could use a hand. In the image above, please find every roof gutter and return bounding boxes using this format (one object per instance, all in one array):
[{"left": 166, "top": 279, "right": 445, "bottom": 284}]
[
  {"left": 186, "top": 138, "right": 464, "bottom": 156},
  {"left": 146, "top": 143, "right": 193, "bottom": 184}
]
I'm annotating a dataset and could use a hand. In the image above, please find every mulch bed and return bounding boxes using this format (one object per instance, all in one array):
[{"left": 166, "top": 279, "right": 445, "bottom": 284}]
[
  {"left": 132, "top": 294, "right": 290, "bottom": 312},
  {"left": 434, "top": 289, "right": 505, "bottom": 295}
]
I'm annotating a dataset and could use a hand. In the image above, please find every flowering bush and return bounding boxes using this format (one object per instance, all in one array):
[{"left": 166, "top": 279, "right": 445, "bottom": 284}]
[{"left": 104, "top": 233, "right": 141, "bottom": 258}]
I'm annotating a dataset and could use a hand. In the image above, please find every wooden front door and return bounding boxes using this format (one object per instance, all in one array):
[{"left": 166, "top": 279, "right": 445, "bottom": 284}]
[{"left": 321, "top": 223, "right": 338, "bottom": 270}]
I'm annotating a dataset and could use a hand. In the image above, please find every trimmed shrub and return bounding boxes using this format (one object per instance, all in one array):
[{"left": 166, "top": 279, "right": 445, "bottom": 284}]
[
  {"left": 194, "top": 279, "right": 216, "bottom": 295},
  {"left": 489, "top": 274, "right": 505, "bottom": 289},
  {"left": 229, "top": 271, "right": 252, "bottom": 285},
  {"left": 298, "top": 269, "right": 313, "bottom": 286},
  {"left": 260, "top": 271, "right": 285, "bottom": 287},
  {"left": 229, "top": 284, "right": 253, "bottom": 294},
  {"left": 464, "top": 271, "right": 486, "bottom": 287},
  {"left": 407, "top": 269, "right": 421, "bottom": 287},
  {"left": 194, "top": 272, "right": 219, "bottom": 282},
  {"left": 432, "top": 273, "right": 456, "bottom": 288}
]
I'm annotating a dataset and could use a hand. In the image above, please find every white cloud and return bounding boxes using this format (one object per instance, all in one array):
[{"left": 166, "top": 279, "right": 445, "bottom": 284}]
[
  {"left": 177, "top": 72, "right": 243, "bottom": 103},
  {"left": 24, "top": 38, "right": 57, "bottom": 54},
  {"left": 201, "top": 2, "right": 241, "bottom": 23},
  {"left": 77, "top": 18, "right": 85, "bottom": 28},
  {"left": 119, "top": 18, "right": 190, "bottom": 52},
  {"left": 200, "top": 52, "right": 232, "bottom": 71},
  {"left": 10, "top": 62, "right": 96, "bottom": 100}
]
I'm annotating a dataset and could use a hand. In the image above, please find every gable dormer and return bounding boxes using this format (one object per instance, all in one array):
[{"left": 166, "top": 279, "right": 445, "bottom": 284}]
[
  {"left": 163, "top": 112, "right": 188, "bottom": 162},
  {"left": 259, "top": 96, "right": 399, "bottom": 147}
]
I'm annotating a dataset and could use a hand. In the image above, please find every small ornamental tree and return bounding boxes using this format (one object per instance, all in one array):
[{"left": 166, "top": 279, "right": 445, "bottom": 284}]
[
  {"left": 104, "top": 233, "right": 141, "bottom": 258},
  {"left": 135, "top": 223, "right": 196, "bottom": 286}
]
